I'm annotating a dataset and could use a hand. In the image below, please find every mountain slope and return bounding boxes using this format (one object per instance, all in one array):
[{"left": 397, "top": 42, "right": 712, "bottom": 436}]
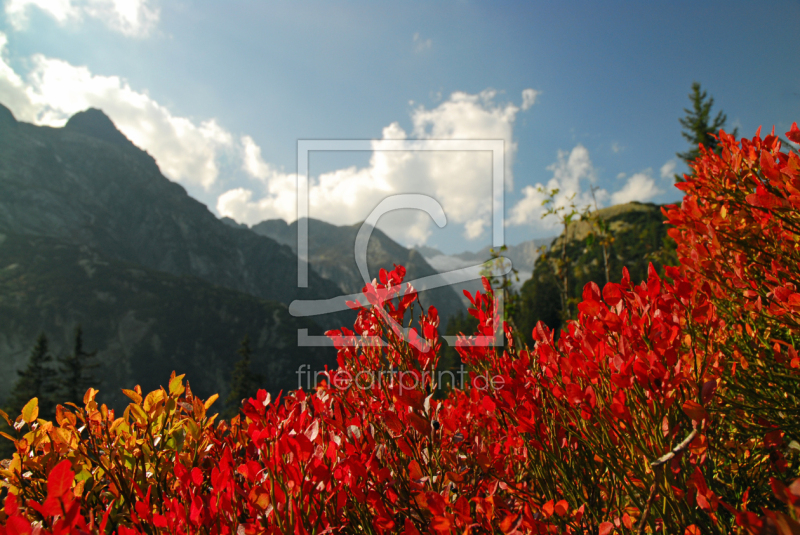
[
  {"left": 0, "top": 232, "right": 333, "bottom": 410},
  {"left": 515, "top": 201, "right": 678, "bottom": 344},
  {"left": 250, "top": 218, "right": 467, "bottom": 328},
  {"left": 0, "top": 105, "right": 350, "bottom": 329},
  {"left": 418, "top": 236, "right": 556, "bottom": 307}
]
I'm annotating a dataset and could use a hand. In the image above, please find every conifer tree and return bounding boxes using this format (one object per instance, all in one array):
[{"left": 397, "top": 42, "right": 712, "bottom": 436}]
[
  {"left": 224, "top": 335, "right": 265, "bottom": 419},
  {"left": 6, "top": 333, "right": 57, "bottom": 421},
  {"left": 57, "top": 326, "right": 98, "bottom": 407},
  {"left": 677, "top": 82, "right": 737, "bottom": 165}
]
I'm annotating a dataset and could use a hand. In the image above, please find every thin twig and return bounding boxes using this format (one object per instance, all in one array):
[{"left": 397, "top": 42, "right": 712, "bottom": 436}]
[
  {"left": 636, "top": 428, "right": 699, "bottom": 534},
  {"left": 651, "top": 429, "right": 698, "bottom": 468}
]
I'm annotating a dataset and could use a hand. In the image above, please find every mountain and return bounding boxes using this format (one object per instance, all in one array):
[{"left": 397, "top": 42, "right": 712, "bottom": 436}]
[
  {"left": 0, "top": 104, "right": 354, "bottom": 409},
  {"left": 249, "top": 218, "right": 467, "bottom": 329},
  {"left": 0, "top": 232, "right": 332, "bottom": 410},
  {"left": 415, "top": 236, "right": 556, "bottom": 307},
  {"left": 514, "top": 201, "right": 678, "bottom": 344},
  {"left": 0, "top": 105, "right": 350, "bottom": 328}
]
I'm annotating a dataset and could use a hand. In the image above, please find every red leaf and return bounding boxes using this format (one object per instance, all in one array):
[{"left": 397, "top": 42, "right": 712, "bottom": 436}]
[
  {"left": 403, "top": 518, "right": 421, "bottom": 535},
  {"left": 4, "top": 493, "right": 19, "bottom": 516},
  {"left": 696, "top": 492, "right": 711, "bottom": 511},
  {"left": 787, "top": 122, "right": 800, "bottom": 144},
  {"left": 598, "top": 522, "right": 614, "bottom": 535},
  {"left": 554, "top": 499, "right": 569, "bottom": 517},
  {"left": 408, "top": 460, "right": 423, "bottom": 481},
  {"left": 47, "top": 459, "right": 74, "bottom": 499},
  {"left": 602, "top": 283, "right": 622, "bottom": 306},
  {"left": 746, "top": 191, "right": 786, "bottom": 210},
  {"left": 761, "top": 151, "right": 781, "bottom": 181},
  {"left": 682, "top": 400, "right": 707, "bottom": 422},
  {"left": 191, "top": 467, "right": 203, "bottom": 487},
  {"left": 6, "top": 515, "right": 32, "bottom": 535},
  {"left": 578, "top": 299, "right": 604, "bottom": 317}
]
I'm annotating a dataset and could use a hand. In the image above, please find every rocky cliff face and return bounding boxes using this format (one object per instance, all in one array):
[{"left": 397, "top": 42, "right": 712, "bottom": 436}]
[
  {"left": 0, "top": 105, "right": 350, "bottom": 328},
  {"left": 0, "top": 233, "right": 334, "bottom": 410},
  {"left": 0, "top": 104, "right": 352, "bottom": 409}
]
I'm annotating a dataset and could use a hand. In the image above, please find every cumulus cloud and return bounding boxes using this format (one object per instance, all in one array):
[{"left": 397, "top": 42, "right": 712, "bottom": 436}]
[
  {"left": 413, "top": 32, "right": 432, "bottom": 52},
  {"left": 509, "top": 145, "right": 606, "bottom": 230},
  {"left": 521, "top": 88, "right": 539, "bottom": 111},
  {"left": 660, "top": 159, "right": 677, "bottom": 179},
  {"left": 0, "top": 28, "right": 542, "bottom": 246},
  {"left": 509, "top": 145, "right": 667, "bottom": 231},
  {"left": 219, "top": 89, "right": 539, "bottom": 245},
  {"left": 610, "top": 172, "right": 663, "bottom": 205},
  {"left": 5, "top": 0, "right": 159, "bottom": 36},
  {"left": 0, "top": 34, "right": 232, "bottom": 189}
]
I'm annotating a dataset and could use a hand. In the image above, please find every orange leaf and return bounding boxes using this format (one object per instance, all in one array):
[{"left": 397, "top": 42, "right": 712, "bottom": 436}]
[
  {"left": 682, "top": 400, "right": 707, "bottom": 422},
  {"left": 554, "top": 500, "right": 569, "bottom": 517},
  {"left": 408, "top": 460, "right": 423, "bottom": 481}
]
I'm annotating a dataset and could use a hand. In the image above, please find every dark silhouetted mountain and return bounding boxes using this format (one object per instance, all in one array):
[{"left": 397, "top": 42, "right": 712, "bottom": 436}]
[
  {"left": 0, "top": 232, "right": 332, "bottom": 410},
  {"left": 64, "top": 108, "right": 136, "bottom": 149},
  {"left": 0, "top": 104, "right": 352, "bottom": 409},
  {"left": 0, "top": 105, "right": 349, "bottom": 327}
]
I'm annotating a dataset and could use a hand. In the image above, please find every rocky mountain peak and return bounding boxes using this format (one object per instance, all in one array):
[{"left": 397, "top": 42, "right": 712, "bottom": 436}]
[
  {"left": 0, "top": 103, "right": 17, "bottom": 129},
  {"left": 64, "top": 108, "right": 133, "bottom": 148}
]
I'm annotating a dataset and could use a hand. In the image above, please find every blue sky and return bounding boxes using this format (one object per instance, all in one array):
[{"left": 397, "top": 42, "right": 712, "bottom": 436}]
[{"left": 1, "top": 1, "right": 799, "bottom": 253}]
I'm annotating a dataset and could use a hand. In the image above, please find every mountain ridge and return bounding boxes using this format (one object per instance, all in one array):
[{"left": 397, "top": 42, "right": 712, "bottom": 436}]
[
  {"left": 0, "top": 104, "right": 351, "bottom": 328},
  {"left": 249, "top": 218, "right": 467, "bottom": 328}
]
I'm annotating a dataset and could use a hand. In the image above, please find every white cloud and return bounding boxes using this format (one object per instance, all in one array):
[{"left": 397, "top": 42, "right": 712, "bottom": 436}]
[
  {"left": 610, "top": 172, "right": 663, "bottom": 205},
  {"left": 413, "top": 32, "right": 432, "bottom": 53},
  {"left": 241, "top": 135, "right": 273, "bottom": 180},
  {"left": 660, "top": 159, "right": 677, "bottom": 179},
  {"left": 5, "top": 0, "right": 159, "bottom": 37},
  {"left": 464, "top": 217, "right": 488, "bottom": 240},
  {"left": 0, "top": 35, "right": 232, "bottom": 189},
  {"left": 611, "top": 141, "right": 624, "bottom": 153},
  {"left": 521, "top": 88, "right": 539, "bottom": 111},
  {"left": 509, "top": 145, "right": 606, "bottom": 229},
  {"left": 0, "top": 29, "right": 541, "bottom": 247},
  {"left": 219, "top": 89, "right": 538, "bottom": 245}
]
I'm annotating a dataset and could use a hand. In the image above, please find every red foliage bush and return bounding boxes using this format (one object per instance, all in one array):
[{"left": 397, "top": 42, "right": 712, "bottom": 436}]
[{"left": 1, "top": 124, "right": 800, "bottom": 533}]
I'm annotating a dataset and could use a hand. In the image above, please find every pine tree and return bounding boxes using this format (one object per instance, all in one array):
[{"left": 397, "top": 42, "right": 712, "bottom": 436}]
[
  {"left": 224, "top": 335, "right": 265, "bottom": 419},
  {"left": 6, "top": 333, "right": 57, "bottom": 421},
  {"left": 57, "top": 326, "right": 98, "bottom": 407},
  {"left": 677, "top": 82, "right": 737, "bottom": 165}
]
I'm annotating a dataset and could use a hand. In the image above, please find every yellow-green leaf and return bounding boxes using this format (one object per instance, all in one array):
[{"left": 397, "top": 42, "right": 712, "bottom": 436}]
[
  {"left": 204, "top": 394, "right": 219, "bottom": 410},
  {"left": 169, "top": 374, "right": 186, "bottom": 396},
  {"left": 122, "top": 389, "right": 142, "bottom": 405},
  {"left": 129, "top": 403, "right": 148, "bottom": 425},
  {"left": 21, "top": 398, "right": 38, "bottom": 424}
]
